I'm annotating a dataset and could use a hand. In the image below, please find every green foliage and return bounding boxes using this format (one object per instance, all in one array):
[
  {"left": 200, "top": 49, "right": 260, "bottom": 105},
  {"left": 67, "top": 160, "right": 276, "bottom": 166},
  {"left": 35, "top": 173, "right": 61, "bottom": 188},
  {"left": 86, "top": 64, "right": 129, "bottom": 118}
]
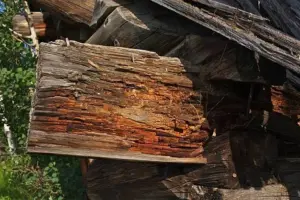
[
  {"left": 0, "top": 1, "right": 85, "bottom": 199},
  {"left": 0, "top": 0, "right": 36, "bottom": 149}
]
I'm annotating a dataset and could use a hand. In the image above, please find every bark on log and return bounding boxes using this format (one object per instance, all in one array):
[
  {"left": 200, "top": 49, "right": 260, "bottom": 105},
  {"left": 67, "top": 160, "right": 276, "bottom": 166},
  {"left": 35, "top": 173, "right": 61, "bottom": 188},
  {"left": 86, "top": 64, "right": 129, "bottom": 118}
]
[
  {"left": 150, "top": 0, "right": 300, "bottom": 74},
  {"left": 29, "top": 0, "right": 95, "bottom": 25},
  {"left": 28, "top": 40, "right": 211, "bottom": 163}
]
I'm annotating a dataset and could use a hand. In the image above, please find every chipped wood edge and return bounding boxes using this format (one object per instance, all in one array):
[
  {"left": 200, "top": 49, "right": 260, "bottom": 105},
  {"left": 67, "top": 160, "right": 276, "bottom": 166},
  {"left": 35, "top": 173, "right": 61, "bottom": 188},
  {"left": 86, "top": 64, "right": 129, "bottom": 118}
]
[{"left": 28, "top": 146, "right": 208, "bottom": 164}]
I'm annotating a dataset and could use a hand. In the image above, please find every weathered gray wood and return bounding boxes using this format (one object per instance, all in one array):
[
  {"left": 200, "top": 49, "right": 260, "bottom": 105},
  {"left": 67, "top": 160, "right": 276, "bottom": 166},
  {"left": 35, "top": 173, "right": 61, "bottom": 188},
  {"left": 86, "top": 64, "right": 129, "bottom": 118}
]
[
  {"left": 190, "top": 184, "right": 292, "bottom": 200},
  {"left": 190, "top": 0, "right": 267, "bottom": 21},
  {"left": 150, "top": 0, "right": 300, "bottom": 74},
  {"left": 165, "top": 35, "right": 227, "bottom": 64},
  {"left": 234, "top": 0, "right": 261, "bottom": 15},
  {"left": 28, "top": 40, "right": 214, "bottom": 163},
  {"left": 87, "top": 5, "right": 184, "bottom": 55},
  {"left": 260, "top": 0, "right": 300, "bottom": 40},
  {"left": 90, "top": 0, "right": 133, "bottom": 27}
]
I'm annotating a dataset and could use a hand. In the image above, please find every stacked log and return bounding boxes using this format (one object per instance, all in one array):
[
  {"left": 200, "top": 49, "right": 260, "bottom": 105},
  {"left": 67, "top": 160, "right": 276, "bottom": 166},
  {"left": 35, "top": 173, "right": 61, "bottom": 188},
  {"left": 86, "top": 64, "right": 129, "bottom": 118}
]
[
  {"left": 23, "top": 0, "right": 300, "bottom": 199},
  {"left": 28, "top": 0, "right": 95, "bottom": 25}
]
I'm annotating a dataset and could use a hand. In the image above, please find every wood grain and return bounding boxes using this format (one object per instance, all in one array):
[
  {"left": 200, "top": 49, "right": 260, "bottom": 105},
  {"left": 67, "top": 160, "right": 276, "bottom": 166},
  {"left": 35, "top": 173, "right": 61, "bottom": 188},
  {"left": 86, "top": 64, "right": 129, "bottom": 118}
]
[
  {"left": 150, "top": 0, "right": 300, "bottom": 74},
  {"left": 28, "top": 40, "right": 210, "bottom": 163},
  {"left": 30, "top": 0, "right": 95, "bottom": 24}
]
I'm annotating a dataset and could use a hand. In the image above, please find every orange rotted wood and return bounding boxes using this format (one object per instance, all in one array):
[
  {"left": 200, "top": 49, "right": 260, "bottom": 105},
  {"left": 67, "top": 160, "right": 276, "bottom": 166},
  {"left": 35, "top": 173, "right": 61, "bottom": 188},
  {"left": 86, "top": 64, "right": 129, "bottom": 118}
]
[
  {"left": 271, "top": 84, "right": 300, "bottom": 118},
  {"left": 28, "top": 40, "right": 210, "bottom": 163}
]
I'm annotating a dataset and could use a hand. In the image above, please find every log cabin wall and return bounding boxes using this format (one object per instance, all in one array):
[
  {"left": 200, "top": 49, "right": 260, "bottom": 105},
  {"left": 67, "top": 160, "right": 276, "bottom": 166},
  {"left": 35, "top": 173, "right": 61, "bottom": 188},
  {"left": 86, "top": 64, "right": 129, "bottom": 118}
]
[{"left": 22, "top": 0, "right": 300, "bottom": 199}]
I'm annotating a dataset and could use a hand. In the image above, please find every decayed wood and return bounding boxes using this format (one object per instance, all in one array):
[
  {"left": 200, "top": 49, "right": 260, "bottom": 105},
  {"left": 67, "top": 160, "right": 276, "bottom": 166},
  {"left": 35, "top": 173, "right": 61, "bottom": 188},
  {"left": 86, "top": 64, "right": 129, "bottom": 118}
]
[
  {"left": 271, "top": 83, "right": 300, "bottom": 118},
  {"left": 87, "top": 3, "right": 184, "bottom": 55},
  {"left": 28, "top": 40, "right": 212, "bottom": 163},
  {"left": 90, "top": 0, "right": 133, "bottom": 27},
  {"left": 13, "top": 12, "right": 55, "bottom": 38},
  {"left": 190, "top": 184, "right": 292, "bottom": 200},
  {"left": 86, "top": 131, "right": 284, "bottom": 200},
  {"left": 260, "top": 0, "right": 300, "bottom": 40},
  {"left": 190, "top": 0, "right": 267, "bottom": 22},
  {"left": 150, "top": 0, "right": 300, "bottom": 74},
  {"left": 87, "top": 133, "right": 239, "bottom": 200},
  {"left": 29, "top": 0, "right": 95, "bottom": 25},
  {"left": 234, "top": 0, "right": 261, "bottom": 15}
]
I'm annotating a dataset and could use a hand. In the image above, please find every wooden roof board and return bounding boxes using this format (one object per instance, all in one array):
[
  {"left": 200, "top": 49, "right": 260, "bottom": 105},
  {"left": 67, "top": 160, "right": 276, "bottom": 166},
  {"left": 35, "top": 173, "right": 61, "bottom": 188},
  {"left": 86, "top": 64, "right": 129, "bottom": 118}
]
[{"left": 150, "top": 0, "right": 300, "bottom": 75}]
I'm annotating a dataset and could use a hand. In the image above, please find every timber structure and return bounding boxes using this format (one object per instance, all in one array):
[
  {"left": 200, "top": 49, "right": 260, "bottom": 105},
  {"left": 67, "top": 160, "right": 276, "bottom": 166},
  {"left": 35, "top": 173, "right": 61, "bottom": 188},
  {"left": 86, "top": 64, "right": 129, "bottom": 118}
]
[{"left": 12, "top": 0, "right": 300, "bottom": 199}]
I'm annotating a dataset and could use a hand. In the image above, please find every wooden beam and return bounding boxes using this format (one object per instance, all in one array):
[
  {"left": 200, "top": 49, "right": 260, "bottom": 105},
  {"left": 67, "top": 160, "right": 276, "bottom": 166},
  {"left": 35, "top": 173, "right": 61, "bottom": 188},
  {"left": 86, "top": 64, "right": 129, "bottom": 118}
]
[
  {"left": 87, "top": 3, "right": 185, "bottom": 55},
  {"left": 12, "top": 12, "right": 93, "bottom": 41},
  {"left": 86, "top": 131, "right": 282, "bottom": 200},
  {"left": 12, "top": 12, "right": 55, "bottom": 38},
  {"left": 190, "top": 0, "right": 267, "bottom": 22},
  {"left": 90, "top": 0, "right": 133, "bottom": 27},
  {"left": 86, "top": 133, "right": 239, "bottom": 200},
  {"left": 260, "top": 0, "right": 300, "bottom": 40},
  {"left": 28, "top": 40, "right": 211, "bottom": 163},
  {"left": 150, "top": 0, "right": 300, "bottom": 74},
  {"left": 29, "top": 0, "right": 95, "bottom": 25}
]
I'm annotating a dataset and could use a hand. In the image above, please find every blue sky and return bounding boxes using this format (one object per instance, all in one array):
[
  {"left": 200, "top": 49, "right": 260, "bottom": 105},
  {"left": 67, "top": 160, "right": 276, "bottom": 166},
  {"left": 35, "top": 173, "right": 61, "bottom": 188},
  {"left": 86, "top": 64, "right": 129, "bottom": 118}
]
[{"left": 0, "top": 1, "right": 5, "bottom": 14}]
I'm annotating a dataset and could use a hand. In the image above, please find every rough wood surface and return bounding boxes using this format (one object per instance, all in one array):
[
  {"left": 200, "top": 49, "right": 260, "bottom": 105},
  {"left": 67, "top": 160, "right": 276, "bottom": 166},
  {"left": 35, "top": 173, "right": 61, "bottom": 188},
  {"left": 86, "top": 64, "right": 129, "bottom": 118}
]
[
  {"left": 190, "top": 184, "right": 292, "bottom": 200},
  {"left": 87, "top": 133, "right": 239, "bottom": 200},
  {"left": 29, "top": 0, "right": 95, "bottom": 24},
  {"left": 190, "top": 0, "right": 267, "bottom": 22},
  {"left": 87, "top": 3, "right": 185, "bottom": 55},
  {"left": 86, "top": 131, "right": 289, "bottom": 200},
  {"left": 150, "top": 0, "right": 300, "bottom": 74},
  {"left": 260, "top": 0, "right": 300, "bottom": 40},
  {"left": 28, "top": 40, "right": 212, "bottom": 163},
  {"left": 90, "top": 0, "right": 133, "bottom": 27},
  {"left": 12, "top": 12, "right": 55, "bottom": 37},
  {"left": 271, "top": 84, "right": 300, "bottom": 118}
]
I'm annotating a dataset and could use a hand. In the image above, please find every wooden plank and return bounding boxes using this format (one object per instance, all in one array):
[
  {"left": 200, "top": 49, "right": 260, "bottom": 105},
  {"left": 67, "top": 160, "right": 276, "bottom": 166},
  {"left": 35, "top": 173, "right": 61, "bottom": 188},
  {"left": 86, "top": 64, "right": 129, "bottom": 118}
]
[
  {"left": 150, "top": 0, "right": 300, "bottom": 74},
  {"left": 234, "top": 0, "right": 261, "bottom": 15},
  {"left": 86, "top": 133, "right": 239, "bottom": 200},
  {"left": 28, "top": 40, "right": 211, "bottom": 163},
  {"left": 190, "top": 0, "right": 267, "bottom": 22},
  {"left": 29, "top": 0, "right": 95, "bottom": 25},
  {"left": 86, "top": 131, "right": 283, "bottom": 199},
  {"left": 87, "top": 4, "right": 185, "bottom": 55},
  {"left": 260, "top": 0, "right": 300, "bottom": 40}
]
